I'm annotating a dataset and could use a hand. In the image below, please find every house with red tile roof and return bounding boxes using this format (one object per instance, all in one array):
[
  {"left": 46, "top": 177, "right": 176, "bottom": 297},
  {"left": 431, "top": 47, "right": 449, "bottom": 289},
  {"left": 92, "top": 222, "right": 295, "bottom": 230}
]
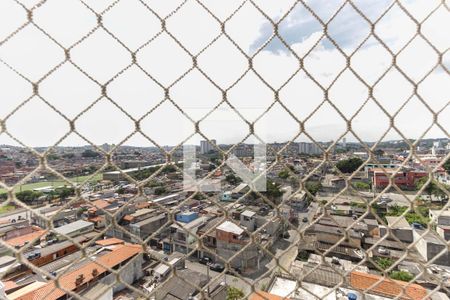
[
  {"left": 5, "top": 229, "right": 47, "bottom": 248},
  {"left": 11, "top": 243, "right": 143, "bottom": 300},
  {"left": 350, "top": 271, "right": 428, "bottom": 300}
]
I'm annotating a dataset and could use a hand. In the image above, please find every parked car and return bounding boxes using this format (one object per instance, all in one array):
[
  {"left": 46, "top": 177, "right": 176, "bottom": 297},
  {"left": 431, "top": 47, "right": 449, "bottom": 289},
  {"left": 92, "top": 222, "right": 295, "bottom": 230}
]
[
  {"left": 226, "top": 267, "right": 242, "bottom": 275},
  {"left": 209, "top": 263, "right": 225, "bottom": 272},
  {"left": 279, "top": 232, "right": 290, "bottom": 239},
  {"left": 199, "top": 257, "right": 212, "bottom": 265},
  {"left": 381, "top": 196, "right": 392, "bottom": 203},
  {"left": 378, "top": 246, "right": 390, "bottom": 255},
  {"left": 302, "top": 217, "right": 308, "bottom": 222},
  {"left": 411, "top": 222, "right": 424, "bottom": 230}
]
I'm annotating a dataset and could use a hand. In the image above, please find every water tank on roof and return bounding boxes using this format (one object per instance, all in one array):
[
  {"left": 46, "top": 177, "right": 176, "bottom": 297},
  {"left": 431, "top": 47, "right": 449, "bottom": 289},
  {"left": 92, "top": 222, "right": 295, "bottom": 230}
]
[{"left": 348, "top": 293, "right": 357, "bottom": 300}]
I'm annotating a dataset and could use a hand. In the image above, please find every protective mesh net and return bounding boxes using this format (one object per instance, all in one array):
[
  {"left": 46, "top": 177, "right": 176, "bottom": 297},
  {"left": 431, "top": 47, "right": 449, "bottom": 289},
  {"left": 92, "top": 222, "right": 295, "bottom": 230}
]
[{"left": 0, "top": 0, "right": 449, "bottom": 299}]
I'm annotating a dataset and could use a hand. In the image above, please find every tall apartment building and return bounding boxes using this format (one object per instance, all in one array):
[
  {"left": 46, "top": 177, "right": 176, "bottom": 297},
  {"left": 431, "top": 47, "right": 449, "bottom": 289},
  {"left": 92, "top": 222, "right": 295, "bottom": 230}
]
[
  {"left": 200, "top": 139, "right": 216, "bottom": 154},
  {"left": 298, "top": 142, "right": 322, "bottom": 155}
]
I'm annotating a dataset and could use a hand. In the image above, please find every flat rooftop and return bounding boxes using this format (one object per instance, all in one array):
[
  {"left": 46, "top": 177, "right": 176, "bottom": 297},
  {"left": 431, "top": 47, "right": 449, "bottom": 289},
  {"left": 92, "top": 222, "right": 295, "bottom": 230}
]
[
  {"left": 216, "top": 220, "right": 244, "bottom": 235},
  {"left": 104, "top": 161, "right": 182, "bottom": 175},
  {"left": 54, "top": 220, "right": 93, "bottom": 236},
  {"left": 385, "top": 216, "right": 410, "bottom": 229}
]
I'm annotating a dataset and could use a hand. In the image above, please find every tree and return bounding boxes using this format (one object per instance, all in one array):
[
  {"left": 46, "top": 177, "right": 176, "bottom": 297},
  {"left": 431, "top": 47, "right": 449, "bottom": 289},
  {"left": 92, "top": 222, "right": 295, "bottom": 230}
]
[
  {"left": 444, "top": 158, "right": 450, "bottom": 174},
  {"left": 373, "top": 149, "right": 385, "bottom": 157},
  {"left": 225, "top": 174, "right": 242, "bottom": 185},
  {"left": 192, "top": 193, "right": 206, "bottom": 200},
  {"left": 352, "top": 181, "right": 370, "bottom": 190},
  {"left": 375, "top": 257, "right": 394, "bottom": 270},
  {"left": 336, "top": 157, "right": 363, "bottom": 174},
  {"left": 16, "top": 190, "right": 44, "bottom": 204},
  {"left": 390, "top": 271, "right": 414, "bottom": 282},
  {"left": 81, "top": 149, "right": 101, "bottom": 158},
  {"left": 227, "top": 287, "right": 244, "bottom": 300},
  {"left": 266, "top": 181, "right": 283, "bottom": 198},
  {"left": 387, "top": 205, "right": 429, "bottom": 228},
  {"left": 62, "top": 153, "right": 75, "bottom": 159},
  {"left": 154, "top": 187, "right": 166, "bottom": 195},
  {"left": 305, "top": 181, "right": 322, "bottom": 201},
  {"left": 55, "top": 187, "right": 75, "bottom": 201},
  {"left": 47, "top": 153, "right": 60, "bottom": 161},
  {"left": 416, "top": 177, "right": 448, "bottom": 203},
  {"left": 162, "top": 165, "right": 176, "bottom": 173},
  {"left": 297, "top": 250, "right": 310, "bottom": 261},
  {"left": 278, "top": 169, "right": 290, "bottom": 179}
]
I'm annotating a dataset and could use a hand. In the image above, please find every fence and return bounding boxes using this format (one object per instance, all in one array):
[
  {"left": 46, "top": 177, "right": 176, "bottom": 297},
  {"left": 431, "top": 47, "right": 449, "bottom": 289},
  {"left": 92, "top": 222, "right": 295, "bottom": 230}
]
[{"left": 0, "top": 0, "right": 449, "bottom": 299}]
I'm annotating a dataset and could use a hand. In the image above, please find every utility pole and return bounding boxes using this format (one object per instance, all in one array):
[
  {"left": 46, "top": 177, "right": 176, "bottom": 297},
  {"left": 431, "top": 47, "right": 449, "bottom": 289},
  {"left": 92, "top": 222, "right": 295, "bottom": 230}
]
[{"left": 206, "top": 264, "right": 210, "bottom": 296}]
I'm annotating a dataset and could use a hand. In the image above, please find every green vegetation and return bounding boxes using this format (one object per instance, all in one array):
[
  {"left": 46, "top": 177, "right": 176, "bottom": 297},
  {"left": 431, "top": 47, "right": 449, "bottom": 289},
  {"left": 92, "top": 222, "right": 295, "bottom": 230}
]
[
  {"left": 0, "top": 173, "right": 102, "bottom": 195},
  {"left": 386, "top": 205, "right": 429, "bottom": 228},
  {"left": 0, "top": 205, "right": 15, "bottom": 214},
  {"left": 443, "top": 157, "right": 450, "bottom": 174},
  {"left": 350, "top": 201, "right": 367, "bottom": 209},
  {"left": 227, "top": 287, "right": 244, "bottom": 300},
  {"left": 278, "top": 169, "right": 290, "bottom": 179},
  {"left": 390, "top": 271, "right": 414, "bottom": 282},
  {"left": 266, "top": 181, "right": 283, "bottom": 198},
  {"left": 132, "top": 164, "right": 180, "bottom": 181},
  {"left": 154, "top": 187, "right": 167, "bottom": 195},
  {"left": 305, "top": 181, "right": 322, "bottom": 201},
  {"left": 416, "top": 177, "right": 448, "bottom": 203},
  {"left": 117, "top": 187, "right": 127, "bottom": 194},
  {"left": 375, "top": 257, "right": 394, "bottom": 270},
  {"left": 225, "top": 174, "right": 242, "bottom": 185},
  {"left": 297, "top": 250, "right": 310, "bottom": 261},
  {"left": 352, "top": 181, "right": 370, "bottom": 190},
  {"left": 62, "top": 153, "right": 75, "bottom": 159},
  {"left": 47, "top": 153, "right": 60, "bottom": 161},
  {"left": 373, "top": 149, "right": 385, "bottom": 157},
  {"left": 336, "top": 157, "right": 364, "bottom": 174},
  {"left": 7, "top": 186, "right": 76, "bottom": 204},
  {"left": 81, "top": 149, "right": 101, "bottom": 158},
  {"left": 192, "top": 193, "right": 206, "bottom": 200}
]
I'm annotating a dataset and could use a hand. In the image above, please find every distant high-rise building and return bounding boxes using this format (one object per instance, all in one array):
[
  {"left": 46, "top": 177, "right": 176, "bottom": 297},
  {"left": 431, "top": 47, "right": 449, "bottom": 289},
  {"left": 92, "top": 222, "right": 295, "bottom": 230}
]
[
  {"left": 298, "top": 142, "right": 322, "bottom": 155},
  {"left": 200, "top": 140, "right": 216, "bottom": 154},
  {"left": 342, "top": 138, "right": 347, "bottom": 148}
]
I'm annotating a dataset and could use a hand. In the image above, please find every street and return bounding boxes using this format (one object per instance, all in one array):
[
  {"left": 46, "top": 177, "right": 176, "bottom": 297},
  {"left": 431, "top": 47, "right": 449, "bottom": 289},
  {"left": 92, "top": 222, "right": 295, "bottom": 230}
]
[
  {"left": 184, "top": 201, "right": 320, "bottom": 294},
  {"left": 184, "top": 260, "right": 253, "bottom": 295}
]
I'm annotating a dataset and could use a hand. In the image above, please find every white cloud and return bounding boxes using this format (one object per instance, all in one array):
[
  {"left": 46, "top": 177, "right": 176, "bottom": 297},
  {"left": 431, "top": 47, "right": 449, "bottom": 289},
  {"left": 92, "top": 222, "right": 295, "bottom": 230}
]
[{"left": 0, "top": 0, "right": 448, "bottom": 147}]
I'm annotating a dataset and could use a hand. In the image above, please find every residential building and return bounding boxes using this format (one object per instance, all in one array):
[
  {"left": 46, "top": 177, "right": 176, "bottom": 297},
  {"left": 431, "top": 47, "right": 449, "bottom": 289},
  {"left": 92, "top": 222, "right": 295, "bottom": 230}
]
[
  {"left": 54, "top": 220, "right": 94, "bottom": 240},
  {"left": 175, "top": 211, "right": 198, "bottom": 223},
  {"left": 165, "top": 216, "right": 209, "bottom": 254},
  {"left": 129, "top": 213, "right": 167, "bottom": 242},
  {"left": 200, "top": 140, "right": 216, "bottom": 154},
  {"left": 216, "top": 220, "right": 259, "bottom": 270},
  {"left": 298, "top": 142, "right": 322, "bottom": 155},
  {"left": 414, "top": 229, "right": 450, "bottom": 266},
  {"left": 372, "top": 170, "right": 427, "bottom": 190},
  {"left": 430, "top": 209, "right": 450, "bottom": 226},
  {"left": 8, "top": 243, "right": 143, "bottom": 300},
  {"left": 383, "top": 216, "right": 413, "bottom": 243}
]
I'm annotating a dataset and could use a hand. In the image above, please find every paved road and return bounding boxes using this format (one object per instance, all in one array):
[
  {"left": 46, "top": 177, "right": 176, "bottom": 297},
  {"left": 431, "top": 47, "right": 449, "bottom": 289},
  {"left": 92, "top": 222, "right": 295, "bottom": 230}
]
[
  {"left": 185, "top": 202, "right": 320, "bottom": 294},
  {"left": 0, "top": 208, "right": 30, "bottom": 223},
  {"left": 244, "top": 202, "right": 320, "bottom": 290},
  {"left": 185, "top": 260, "right": 253, "bottom": 295}
]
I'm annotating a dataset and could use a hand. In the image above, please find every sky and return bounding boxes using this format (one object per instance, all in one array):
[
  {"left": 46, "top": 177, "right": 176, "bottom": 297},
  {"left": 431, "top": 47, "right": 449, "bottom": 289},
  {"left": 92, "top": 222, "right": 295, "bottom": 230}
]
[{"left": 0, "top": 0, "right": 448, "bottom": 148}]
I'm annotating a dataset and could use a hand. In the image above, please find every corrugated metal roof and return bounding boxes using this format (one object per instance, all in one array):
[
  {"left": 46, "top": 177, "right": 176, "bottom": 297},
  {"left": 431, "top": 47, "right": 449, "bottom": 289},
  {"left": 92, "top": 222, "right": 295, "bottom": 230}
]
[{"left": 216, "top": 221, "right": 244, "bottom": 235}]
